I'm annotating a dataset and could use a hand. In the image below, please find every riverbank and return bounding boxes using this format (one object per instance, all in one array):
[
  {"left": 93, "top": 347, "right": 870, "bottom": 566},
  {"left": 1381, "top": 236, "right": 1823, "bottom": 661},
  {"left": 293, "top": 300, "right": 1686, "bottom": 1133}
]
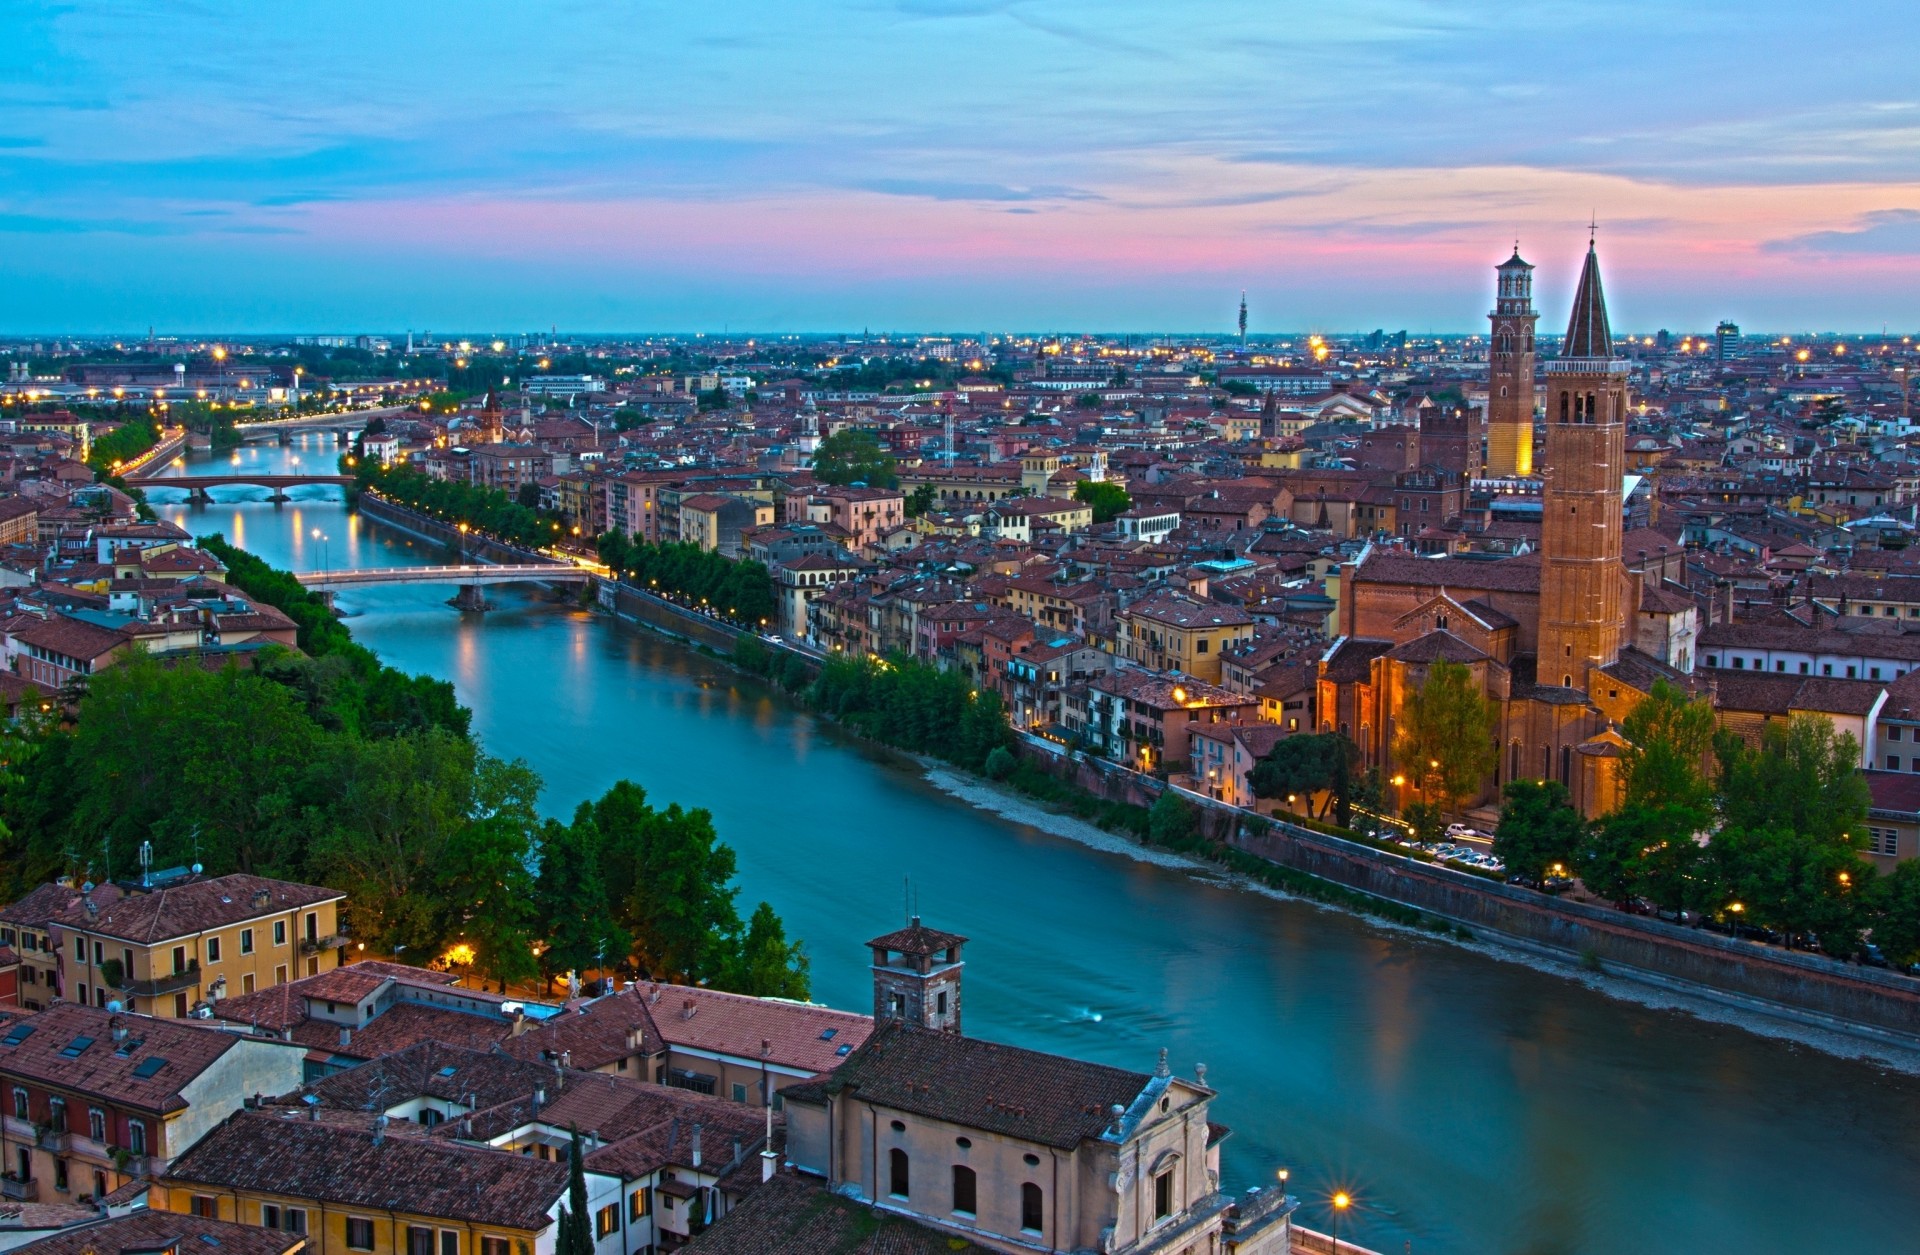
[{"left": 597, "top": 583, "right": 1920, "bottom": 1062}]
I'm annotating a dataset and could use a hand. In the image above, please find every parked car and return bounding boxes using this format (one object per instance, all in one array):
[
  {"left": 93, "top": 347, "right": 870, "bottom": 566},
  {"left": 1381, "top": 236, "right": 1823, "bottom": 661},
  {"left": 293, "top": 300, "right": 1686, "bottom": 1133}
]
[{"left": 1858, "top": 944, "right": 1890, "bottom": 968}]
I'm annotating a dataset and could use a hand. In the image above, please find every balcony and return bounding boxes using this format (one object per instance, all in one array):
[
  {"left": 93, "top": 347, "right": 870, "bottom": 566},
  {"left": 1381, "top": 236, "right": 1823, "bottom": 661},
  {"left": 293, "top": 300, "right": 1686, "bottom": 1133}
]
[
  {"left": 301, "top": 928, "right": 349, "bottom": 955},
  {"left": 34, "top": 1124, "right": 68, "bottom": 1152},
  {"left": 115, "top": 960, "right": 200, "bottom": 998},
  {"left": 0, "top": 1174, "right": 36, "bottom": 1202}
]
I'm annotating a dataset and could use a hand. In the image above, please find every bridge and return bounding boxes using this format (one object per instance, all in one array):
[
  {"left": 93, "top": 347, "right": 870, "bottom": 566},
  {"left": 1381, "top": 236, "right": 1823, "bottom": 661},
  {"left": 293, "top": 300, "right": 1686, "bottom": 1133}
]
[
  {"left": 297, "top": 563, "right": 594, "bottom": 610},
  {"left": 234, "top": 406, "right": 407, "bottom": 444},
  {"left": 131, "top": 473, "right": 355, "bottom": 501}
]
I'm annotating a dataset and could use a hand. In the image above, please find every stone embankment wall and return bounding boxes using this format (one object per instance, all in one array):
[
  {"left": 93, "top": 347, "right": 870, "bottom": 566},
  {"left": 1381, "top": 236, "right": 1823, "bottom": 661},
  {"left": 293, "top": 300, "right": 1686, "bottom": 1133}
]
[
  {"left": 356, "top": 494, "right": 566, "bottom": 568},
  {"left": 1014, "top": 738, "right": 1920, "bottom": 1044}
]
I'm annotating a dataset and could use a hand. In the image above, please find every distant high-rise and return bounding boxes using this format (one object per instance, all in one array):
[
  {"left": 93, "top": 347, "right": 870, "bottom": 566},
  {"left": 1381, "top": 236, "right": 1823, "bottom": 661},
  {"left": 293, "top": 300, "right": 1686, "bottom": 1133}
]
[
  {"left": 1716, "top": 320, "right": 1740, "bottom": 362},
  {"left": 1485, "top": 246, "right": 1538, "bottom": 478},
  {"left": 1538, "top": 240, "right": 1629, "bottom": 692},
  {"left": 1238, "top": 291, "right": 1248, "bottom": 344}
]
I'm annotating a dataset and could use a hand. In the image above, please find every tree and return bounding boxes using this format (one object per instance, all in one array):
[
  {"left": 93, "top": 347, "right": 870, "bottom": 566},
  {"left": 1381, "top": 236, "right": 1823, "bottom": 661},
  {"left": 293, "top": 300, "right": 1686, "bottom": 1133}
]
[
  {"left": 533, "top": 812, "right": 631, "bottom": 984},
  {"left": 728, "top": 902, "right": 811, "bottom": 999},
  {"left": 1492, "top": 779, "right": 1587, "bottom": 883},
  {"left": 1619, "top": 679, "right": 1716, "bottom": 812},
  {"left": 904, "top": 484, "right": 937, "bottom": 517},
  {"left": 1392, "top": 660, "right": 1498, "bottom": 815},
  {"left": 810, "top": 428, "right": 897, "bottom": 488},
  {"left": 560, "top": 1131, "right": 593, "bottom": 1255},
  {"left": 1402, "top": 799, "right": 1446, "bottom": 846},
  {"left": 1073, "top": 480, "right": 1132, "bottom": 524},
  {"left": 436, "top": 755, "right": 542, "bottom": 990},
  {"left": 1868, "top": 860, "right": 1920, "bottom": 966},
  {"left": 1717, "top": 716, "right": 1870, "bottom": 847},
  {"left": 1148, "top": 790, "right": 1200, "bottom": 847},
  {"left": 1711, "top": 823, "right": 1867, "bottom": 946},
  {"left": 1248, "top": 733, "right": 1358, "bottom": 821}
]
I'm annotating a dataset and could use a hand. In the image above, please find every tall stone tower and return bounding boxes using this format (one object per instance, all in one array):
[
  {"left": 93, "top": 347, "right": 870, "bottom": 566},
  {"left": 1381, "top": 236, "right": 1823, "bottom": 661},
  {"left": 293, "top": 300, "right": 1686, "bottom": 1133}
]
[
  {"left": 1485, "top": 247, "right": 1539, "bottom": 478},
  {"left": 868, "top": 917, "right": 966, "bottom": 1034},
  {"left": 479, "top": 388, "right": 505, "bottom": 444},
  {"left": 1538, "top": 241, "right": 1629, "bottom": 691}
]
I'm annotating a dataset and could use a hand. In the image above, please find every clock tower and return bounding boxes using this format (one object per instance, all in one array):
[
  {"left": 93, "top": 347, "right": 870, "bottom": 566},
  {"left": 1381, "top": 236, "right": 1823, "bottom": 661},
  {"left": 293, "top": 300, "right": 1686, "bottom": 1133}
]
[{"left": 1486, "top": 247, "right": 1539, "bottom": 478}]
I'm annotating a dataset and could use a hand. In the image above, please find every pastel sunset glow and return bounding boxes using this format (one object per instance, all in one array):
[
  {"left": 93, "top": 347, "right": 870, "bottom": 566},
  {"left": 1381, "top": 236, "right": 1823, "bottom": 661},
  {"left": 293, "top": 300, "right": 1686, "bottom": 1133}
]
[{"left": 4, "top": 0, "right": 1917, "bottom": 331}]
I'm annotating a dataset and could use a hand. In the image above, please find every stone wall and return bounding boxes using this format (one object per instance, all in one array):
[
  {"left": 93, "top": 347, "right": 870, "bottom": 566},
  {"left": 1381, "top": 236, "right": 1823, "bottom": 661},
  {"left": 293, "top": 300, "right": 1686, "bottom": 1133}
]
[{"left": 1015, "top": 737, "right": 1920, "bottom": 1044}]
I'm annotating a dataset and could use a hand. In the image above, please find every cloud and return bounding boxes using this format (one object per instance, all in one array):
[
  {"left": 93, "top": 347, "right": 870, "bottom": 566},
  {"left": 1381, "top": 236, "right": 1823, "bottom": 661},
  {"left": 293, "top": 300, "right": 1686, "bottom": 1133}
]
[
  {"left": 853, "top": 178, "right": 1101, "bottom": 203},
  {"left": 1767, "top": 209, "right": 1920, "bottom": 256}
]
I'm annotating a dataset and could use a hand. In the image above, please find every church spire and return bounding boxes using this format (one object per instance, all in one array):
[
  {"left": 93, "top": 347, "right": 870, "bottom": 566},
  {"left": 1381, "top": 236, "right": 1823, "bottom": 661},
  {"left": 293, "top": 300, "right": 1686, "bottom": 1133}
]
[{"left": 1560, "top": 241, "right": 1613, "bottom": 360}]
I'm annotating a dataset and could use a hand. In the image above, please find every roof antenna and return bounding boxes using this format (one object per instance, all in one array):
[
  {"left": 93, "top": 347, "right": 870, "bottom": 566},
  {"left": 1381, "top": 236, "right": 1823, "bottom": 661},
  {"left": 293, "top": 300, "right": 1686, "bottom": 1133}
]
[{"left": 903, "top": 875, "right": 910, "bottom": 925}]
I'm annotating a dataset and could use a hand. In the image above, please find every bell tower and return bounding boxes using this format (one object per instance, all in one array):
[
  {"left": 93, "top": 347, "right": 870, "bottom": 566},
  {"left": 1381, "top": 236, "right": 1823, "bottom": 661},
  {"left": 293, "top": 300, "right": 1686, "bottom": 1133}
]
[
  {"left": 1538, "top": 240, "right": 1629, "bottom": 691},
  {"left": 869, "top": 917, "right": 966, "bottom": 1034},
  {"left": 1485, "top": 247, "right": 1539, "bottom": 478}
]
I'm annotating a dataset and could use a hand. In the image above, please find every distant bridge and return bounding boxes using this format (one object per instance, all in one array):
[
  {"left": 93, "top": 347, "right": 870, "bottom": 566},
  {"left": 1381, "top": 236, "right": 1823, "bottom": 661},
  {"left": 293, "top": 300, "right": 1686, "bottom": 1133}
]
[
  {"left": 296, "top": 564, "right": 591, "bottom": 590},
  {"left": 131, "top": 473, "right": 354, "bottom": 501}
]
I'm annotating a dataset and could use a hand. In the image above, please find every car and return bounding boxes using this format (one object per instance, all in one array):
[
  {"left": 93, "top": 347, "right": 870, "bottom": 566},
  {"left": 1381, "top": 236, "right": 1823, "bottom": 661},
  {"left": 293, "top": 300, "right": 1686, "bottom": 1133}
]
[{"left": 1859, "top": 944, "right": 1890, "bottom": 968}]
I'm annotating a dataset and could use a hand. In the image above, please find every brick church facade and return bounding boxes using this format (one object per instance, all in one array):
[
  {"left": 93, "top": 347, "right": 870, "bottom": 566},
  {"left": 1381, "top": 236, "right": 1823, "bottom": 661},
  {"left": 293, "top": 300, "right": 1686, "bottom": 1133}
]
[{"left": 1319, "top": 242, "right": 1701, "bottom": 818}]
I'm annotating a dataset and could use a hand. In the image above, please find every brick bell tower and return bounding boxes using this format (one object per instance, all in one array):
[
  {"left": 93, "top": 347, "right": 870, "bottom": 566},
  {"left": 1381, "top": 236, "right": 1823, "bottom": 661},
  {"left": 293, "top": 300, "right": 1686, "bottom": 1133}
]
[
  {"left": 1538, "top": 239, "right": 1629, "bottom": 692},
  {"left": 869, "top": 917, "right": 966, "bottom": 1034},
  {"left": 1485, "top": 246, "right": 1539, "bottom": 478}
]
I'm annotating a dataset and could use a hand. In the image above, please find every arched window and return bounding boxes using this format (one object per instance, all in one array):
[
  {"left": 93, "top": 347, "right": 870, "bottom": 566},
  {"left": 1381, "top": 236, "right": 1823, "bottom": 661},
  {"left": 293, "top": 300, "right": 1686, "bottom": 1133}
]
[
  {"left": 1021, "top": 1182, "right": 1045, "bottom": 1233},
  {"left": 1561, "top": 745, "right": 1573, "bottom": 783},
  {"left": 1559, "top": 393, "right": 1570, "bottom": 423},
  {"left": 1510, "top": 741, "right": 1521, "bottom": 779},
  {"left": 952, "top": 1165, "right": 977, "bottom": 1216},
  {"left": 889, "top": 1148, "right": 910, "bottom": 1199}
]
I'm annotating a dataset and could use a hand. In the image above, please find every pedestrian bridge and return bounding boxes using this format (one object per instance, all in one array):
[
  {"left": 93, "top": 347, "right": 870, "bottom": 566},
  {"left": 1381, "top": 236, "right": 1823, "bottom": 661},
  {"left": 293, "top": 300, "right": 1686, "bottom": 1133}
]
[{"left": 296, "top": 564, "right": 593, "bottom": 589}]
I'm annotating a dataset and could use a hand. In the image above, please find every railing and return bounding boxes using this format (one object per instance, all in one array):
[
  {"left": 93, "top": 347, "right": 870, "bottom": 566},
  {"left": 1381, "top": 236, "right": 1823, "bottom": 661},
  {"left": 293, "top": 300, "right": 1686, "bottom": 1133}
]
[
  {"left": 301, "top": 930, "right": 349, "bottom": 955},
  {"left": 0, "top": 1174, "right": 36, "bottom": 1202},
  {"left": 115, "top": 959, "right": 201, "bottom": 997}
]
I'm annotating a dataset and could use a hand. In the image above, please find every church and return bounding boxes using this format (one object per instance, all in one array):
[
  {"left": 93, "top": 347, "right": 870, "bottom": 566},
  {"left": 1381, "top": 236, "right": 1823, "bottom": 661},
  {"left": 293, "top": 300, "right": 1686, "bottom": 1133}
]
[{"left": 1318, "top": 242, "right": 1701, "bottom": 818}]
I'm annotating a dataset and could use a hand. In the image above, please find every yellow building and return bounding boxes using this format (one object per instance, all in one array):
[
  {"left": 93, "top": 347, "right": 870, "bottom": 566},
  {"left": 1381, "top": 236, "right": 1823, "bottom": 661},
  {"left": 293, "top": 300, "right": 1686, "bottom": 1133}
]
[
  {"left": 1114, "top": 592, "right": 1256, "bottom": 685},
  {"left": 53, "top": 874, "right": 347, "bottom": 1019},
  {"left": 157, "top": 1111, "right": 586, "bottom": 1255}
]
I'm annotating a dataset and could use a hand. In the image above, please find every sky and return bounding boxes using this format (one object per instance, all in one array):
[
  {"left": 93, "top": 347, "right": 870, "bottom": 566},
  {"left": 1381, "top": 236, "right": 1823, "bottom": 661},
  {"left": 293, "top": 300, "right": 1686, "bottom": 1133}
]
[{"left": 2, "top": 0, "right": 1918, "bottom": 335}]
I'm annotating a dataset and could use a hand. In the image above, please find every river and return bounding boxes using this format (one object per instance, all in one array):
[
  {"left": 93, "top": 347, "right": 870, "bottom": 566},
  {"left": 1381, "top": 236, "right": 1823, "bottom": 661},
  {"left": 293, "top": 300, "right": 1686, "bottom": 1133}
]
[{"left": 141, "top": 434, "right": 1920, "bottom": 1255}]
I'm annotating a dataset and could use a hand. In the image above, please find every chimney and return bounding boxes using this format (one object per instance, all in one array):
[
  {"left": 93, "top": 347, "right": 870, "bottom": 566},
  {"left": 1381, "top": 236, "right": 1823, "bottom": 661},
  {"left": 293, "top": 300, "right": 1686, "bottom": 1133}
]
[
  {"left": 691, "top": 1123, "right": 703, "bottom": 1169},
  {"left": 339, "top": 1027, "right": 352, "bottom": 1049},
  {"left": 533, "top": 1086, "right": 545, "bottom": 1111},
  {"left": 760, "top": 1104, "right": 778, "bottom": 1182},
  {"left": 682, "top": 999, "right": 696, "bottom": 1021}
]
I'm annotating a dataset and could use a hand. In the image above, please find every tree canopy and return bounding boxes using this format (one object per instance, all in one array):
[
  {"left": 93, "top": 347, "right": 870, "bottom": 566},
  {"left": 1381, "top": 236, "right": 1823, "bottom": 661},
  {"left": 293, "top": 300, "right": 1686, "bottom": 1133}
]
[
  {"left": 1073, "top": 480, "right": 1132, "bottom": 524},
  {"left": 810, "top": 428, "right": 898, "bottom": 488},
  {"left": 1392, "top": 660, "right": 1498, "bottom": 814}
]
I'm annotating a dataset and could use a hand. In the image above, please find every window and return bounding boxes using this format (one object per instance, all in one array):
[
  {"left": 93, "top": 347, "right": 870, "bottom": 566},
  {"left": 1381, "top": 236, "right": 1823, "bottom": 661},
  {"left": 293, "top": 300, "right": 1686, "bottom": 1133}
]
[
  {"left": 88, "top": 1108, "right": 105, "bottom": 1141},
  {"left": 52, "top": 1157, "right": 68, "bottom": 1192},
  {"left": 889, "top": 1148, "right": 910, "bottom": 1199},
  {"left": 595, "top": 1204, "right": 618, "bottom": 1239},
  {"left": 347, "top": 1218, "right": 376, "bottom": 1250},
  {"left": 274, "top": 921, "right": 288, "bottom": 947},
  {"left": 408, "top": 1227, "right": 435, "bottom": 1255},
  {"left": 75, "top": 937, "right": 87, "bottom": 962},
  {"left": 629, "top": 1188, "right": 651, "bottom": 1222},
  {"left": 206, "top": 937, "right": 221, "bottom": 963},
  {"left": 438, "top": 1233, "right": 457, "bottom": 1255},
  {"left": 936, "top": 990, "right": 948, "bottom": 1017},
  {"left": 285, "top": 1209, "right": 308, "bottom": 1236},
  {"left": 951, "top": 1164, "right": 977, "bottom": 1216},
  {"left": 275, "top": 965, "right": 288, "bottom": 986},
  {"left": 1889, "top": 756, "right": 1902, "bottom": 771},
  {"left": 240, "top": 928, "right": 254, "bottom": 955},
  {"left": 1154, "top": 1169, "right": 1174, "bottom": 1220},
  {"left": 306, "top": 913, "right": 319, "bottom": 943},
  {"left": 192, "top": 1196, "right": 219, "bottom": 1220},
  {"left": 480, "top": 1238, "right": 510, "bottom": 1255},
  {"left": 243, "top": 973, "right": 256, "bottom": 995},
  {"left": 171, "top": 946, "right": 188, "bottom": 975},
  {"left": 173, "top": 992, "right": 188, "bottom": 1018},
  {"left": 128, "top": 1121, "right": 147, "bottom": 1155},
  {"left": 11, "top": 1088, "right": 24, "bottom": 1120},
  {"left": 1892, "top": 727, "right": 1905, "bottom": 742},
  {"left": 263, "top": 1205, "right": 282, "bottom": 1230}
]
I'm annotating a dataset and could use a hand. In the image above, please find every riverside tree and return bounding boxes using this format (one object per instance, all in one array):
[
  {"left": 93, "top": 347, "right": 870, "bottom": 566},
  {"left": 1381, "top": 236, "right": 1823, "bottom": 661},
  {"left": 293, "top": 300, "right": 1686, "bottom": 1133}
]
[
  {"left": 1491, "top": 779, "right": 1586, "bottom": 883},
  {"left": 1392, "top": 660, "right": 1498, "bottom": 816}
]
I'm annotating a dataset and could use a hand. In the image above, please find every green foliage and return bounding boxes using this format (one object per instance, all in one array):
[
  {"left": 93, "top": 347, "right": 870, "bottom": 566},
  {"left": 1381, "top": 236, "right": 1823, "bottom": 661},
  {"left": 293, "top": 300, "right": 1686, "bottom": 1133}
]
[
  {"left": 1492, "top": 779, "right": 1587, "bottom": 882},
  {"left": 1073, "top": 480, "right": 1132, "bottom": 524},
  {"left": 1868, "top": 861, "right": 1920, "bottom": 966},
  {"left": 810, "top": 428, "right": 898, "bottom": 488},
  {"left": 1248, "top": 733, "right": 1358, "bottom": 822},
  {"left": 1148, "top": 790, "right": 1200, "bottom": 846},
  {"left": 351, "top": 461, "right": 568, "bottom": 549},
  {"left": 87, "top": 419, "right": 159, "bottom": 475},
  {"left": 807, "top": 654, "right": 1014, "bottom": 772},
  {"left": 1401, "top": 800, "right": 1446, "bottom": 846},
  {"left": 1620, "top": 679, "right": 1716, "bottom": 812},
  {"left": 904, "top": 484, "right": 937, "bottom": 517},
  {"left": 982, "top": 746, "right": 1016, "bottom": 781},
  {"left": 561, "top": 1132, "right": 593, "bottom": 1255},
  {"left": 600, "top": 529, "right": 777, "bottom": 627},
  {"left": 201, "top": 534, "right": 468, "bottom": 739},
  {"left": 728, "top": 902, "right": 812, "bottom": 1000},
  {"left": 1716, "top": 715, "right": 1870, "bottom": 848},
  {"left": 1392, "top": 660, "right": 1499, "bottom": 814}
]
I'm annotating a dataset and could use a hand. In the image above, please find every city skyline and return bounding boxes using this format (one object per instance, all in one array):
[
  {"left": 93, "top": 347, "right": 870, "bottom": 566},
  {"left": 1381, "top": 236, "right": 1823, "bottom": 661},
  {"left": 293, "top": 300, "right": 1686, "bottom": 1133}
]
[{"left": 3, "top": 1, "right": 1918, "bottom": 334}]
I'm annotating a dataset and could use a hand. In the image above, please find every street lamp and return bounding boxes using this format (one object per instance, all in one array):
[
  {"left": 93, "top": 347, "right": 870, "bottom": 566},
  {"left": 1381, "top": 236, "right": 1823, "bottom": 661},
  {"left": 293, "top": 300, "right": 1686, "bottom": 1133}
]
[
  {"left": 311, "top": 528, "right": 329, "bottom": 576},
  {"left": 1330, "top": 1191, "right": 1351, "bottom": 1252},
  {"left": 1727, "top": 901, "right": 1744, "bottom": 940}
]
